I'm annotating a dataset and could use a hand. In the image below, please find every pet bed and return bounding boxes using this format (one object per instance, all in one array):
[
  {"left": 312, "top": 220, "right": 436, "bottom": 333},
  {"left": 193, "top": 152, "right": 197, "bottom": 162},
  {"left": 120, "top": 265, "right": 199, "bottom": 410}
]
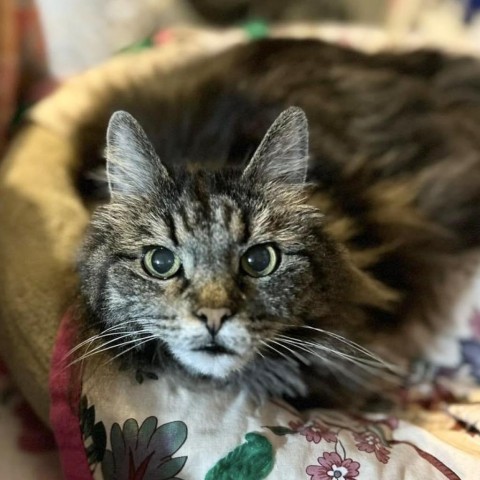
[{"left": 0, "top": 25, "right": 479, "bottom": 479}]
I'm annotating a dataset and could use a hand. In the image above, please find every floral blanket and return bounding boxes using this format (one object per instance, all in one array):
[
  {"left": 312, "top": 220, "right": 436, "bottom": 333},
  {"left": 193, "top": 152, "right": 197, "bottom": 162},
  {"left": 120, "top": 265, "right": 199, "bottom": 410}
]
[{"left": 46, "top": 273, "right": 480, "bottom": 480}]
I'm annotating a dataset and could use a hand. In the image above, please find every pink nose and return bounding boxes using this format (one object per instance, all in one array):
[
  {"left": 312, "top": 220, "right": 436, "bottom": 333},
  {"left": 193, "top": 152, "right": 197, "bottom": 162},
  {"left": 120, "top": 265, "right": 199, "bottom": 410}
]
[{"left": 195, "top": 308, "right": 232, "bottom": 336}]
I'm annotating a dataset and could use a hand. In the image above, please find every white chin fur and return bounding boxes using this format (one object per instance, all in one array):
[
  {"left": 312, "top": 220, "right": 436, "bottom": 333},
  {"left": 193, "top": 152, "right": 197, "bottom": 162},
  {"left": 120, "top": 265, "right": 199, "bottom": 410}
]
[{"left": 171, "top": 348, "right": 245, "bottom": 378}]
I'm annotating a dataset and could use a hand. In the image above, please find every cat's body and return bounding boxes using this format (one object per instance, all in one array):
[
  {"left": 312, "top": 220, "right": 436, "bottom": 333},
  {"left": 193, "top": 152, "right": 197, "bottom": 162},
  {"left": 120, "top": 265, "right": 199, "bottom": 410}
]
[{"left": 76, "top": 39, "right": 480, "bottom": 407}]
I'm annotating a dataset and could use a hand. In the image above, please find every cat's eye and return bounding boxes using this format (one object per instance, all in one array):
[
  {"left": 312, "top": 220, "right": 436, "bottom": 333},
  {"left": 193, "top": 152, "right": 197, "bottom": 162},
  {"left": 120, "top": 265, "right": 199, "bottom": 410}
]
[
  {"left": 241, "top": 244, "right": 279, "bottom": 278},
  {"left": 143, "top": 247, "right": 181, "bottom": 279}
]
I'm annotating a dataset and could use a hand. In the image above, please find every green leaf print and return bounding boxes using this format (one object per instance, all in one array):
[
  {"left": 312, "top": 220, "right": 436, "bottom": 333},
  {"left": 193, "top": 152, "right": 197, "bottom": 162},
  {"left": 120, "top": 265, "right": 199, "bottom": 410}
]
[{"left": 205, "top": 432, "right": 275, "bottom": 480}]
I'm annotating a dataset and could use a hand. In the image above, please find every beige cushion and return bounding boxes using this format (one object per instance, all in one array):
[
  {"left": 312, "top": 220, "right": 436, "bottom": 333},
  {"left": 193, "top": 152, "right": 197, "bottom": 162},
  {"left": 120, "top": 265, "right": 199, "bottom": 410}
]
[{"left": 0, "top": 126, "right": 88, "bottom": 423}]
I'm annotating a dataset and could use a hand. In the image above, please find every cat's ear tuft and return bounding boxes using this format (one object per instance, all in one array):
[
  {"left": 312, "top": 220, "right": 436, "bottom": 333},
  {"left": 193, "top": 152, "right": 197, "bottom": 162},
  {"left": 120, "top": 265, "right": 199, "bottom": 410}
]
[
  {"left": 106, "top": 111, "right": 168, "bottom": 197},
  {"left": 243, "top": 107, "right": 309, "bottom": 185}
]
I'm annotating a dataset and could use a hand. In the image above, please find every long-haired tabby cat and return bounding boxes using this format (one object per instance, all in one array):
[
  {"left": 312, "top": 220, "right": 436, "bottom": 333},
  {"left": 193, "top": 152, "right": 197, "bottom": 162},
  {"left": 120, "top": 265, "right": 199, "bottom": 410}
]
[{"left": 75, "top": 39, "right": 480, "bottom": 408}]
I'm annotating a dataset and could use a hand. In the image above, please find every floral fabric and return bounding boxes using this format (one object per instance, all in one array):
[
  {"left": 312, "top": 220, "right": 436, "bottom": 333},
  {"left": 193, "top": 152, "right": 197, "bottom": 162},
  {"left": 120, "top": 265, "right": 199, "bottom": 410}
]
[{"left": 46, "top": 273, "right": 480, "bottom": 479}]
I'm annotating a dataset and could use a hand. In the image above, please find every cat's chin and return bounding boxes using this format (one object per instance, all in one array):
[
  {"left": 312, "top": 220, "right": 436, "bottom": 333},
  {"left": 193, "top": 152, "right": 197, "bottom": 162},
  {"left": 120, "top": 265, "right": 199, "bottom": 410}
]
[{"left": 170, "top": 347, "right": 249, "bottom": 379}]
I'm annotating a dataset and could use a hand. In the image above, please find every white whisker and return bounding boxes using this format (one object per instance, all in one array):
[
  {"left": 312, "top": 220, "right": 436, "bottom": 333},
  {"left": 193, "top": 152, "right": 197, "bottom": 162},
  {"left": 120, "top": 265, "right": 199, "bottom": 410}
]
[
  {"left": 270, "top": 321, "right": 406, "bottom": 376},
  {"left": 65, "top": 319, "right": 157, "bottom": 359},
  {"left": 75, "top": 329, "right": 157, "bottom": 362},
  {"left": 67, "top": 331, "right": 157, "bottom": 368},
  {"left": 101, "top": 335, "right": 159, "bottom": 369},
  {"left": 276, "top": 335, "right": 403, "bottom": 386},
  {"left": 259, "top": 340, "right": 296, "bottom": 364},
  {"left": 300, "top": 325, "right": 404, "bottom": 373},
  {"left": 268, "top": 338, "right": 311, "bottom": 366},
  {"left": 275, "top": 338, "right": 384, "bottom": 388},
  {"left": 254, "top": 347, "right": 266, "bottom": 359}
]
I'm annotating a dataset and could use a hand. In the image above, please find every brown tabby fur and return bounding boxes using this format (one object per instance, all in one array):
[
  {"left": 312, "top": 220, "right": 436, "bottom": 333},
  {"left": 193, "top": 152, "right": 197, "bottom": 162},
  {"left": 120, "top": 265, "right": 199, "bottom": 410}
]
[{"left": 74, "top": 39, "right": 480, "bottom": 406}]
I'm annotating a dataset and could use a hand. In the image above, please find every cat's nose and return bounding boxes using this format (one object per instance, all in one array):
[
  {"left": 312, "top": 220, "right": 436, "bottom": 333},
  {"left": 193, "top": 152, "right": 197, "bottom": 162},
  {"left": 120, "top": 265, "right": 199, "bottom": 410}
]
[{"left": 195, "top": 307, "right": 232, "bottom": 336}]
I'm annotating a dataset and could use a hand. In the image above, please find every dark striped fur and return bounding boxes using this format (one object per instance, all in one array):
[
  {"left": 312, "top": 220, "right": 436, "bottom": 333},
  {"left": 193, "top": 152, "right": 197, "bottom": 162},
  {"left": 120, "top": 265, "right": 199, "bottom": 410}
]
[{"left": 75, "top": 39, "right": 480, "bottom": 407}]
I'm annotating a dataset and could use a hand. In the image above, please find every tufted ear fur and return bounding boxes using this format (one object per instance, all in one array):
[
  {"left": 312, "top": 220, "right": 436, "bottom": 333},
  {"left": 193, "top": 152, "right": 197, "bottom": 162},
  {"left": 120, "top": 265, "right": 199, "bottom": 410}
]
[
  {"left": 242, "top": 106, "right": 309, "bottom": 185},
  {"left": 106, "top": 111, "right": 169, "bottom": 197}
]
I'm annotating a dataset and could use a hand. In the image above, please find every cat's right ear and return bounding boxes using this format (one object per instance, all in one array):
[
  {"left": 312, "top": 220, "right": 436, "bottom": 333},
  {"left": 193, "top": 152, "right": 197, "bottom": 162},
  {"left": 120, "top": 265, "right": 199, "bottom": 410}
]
[{"left": 106, "top": 111, "right": 169, "bottom": 197}]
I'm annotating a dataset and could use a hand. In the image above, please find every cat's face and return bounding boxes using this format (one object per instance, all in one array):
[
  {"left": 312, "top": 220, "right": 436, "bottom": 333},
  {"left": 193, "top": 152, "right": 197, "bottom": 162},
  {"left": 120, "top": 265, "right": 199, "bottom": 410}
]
[{"left": 78, "top": 108, "right": 370, "bottom": 385}]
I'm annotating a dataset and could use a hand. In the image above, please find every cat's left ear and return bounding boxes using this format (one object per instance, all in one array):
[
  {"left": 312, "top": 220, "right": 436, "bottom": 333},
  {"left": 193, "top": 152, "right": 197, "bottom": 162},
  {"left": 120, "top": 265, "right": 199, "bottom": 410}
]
[
  {"left": 106, "top": 111, "right": 169, "bottom": 197},
  {"left": 243, "top": 107, "right": 309, "bottom": 185}
]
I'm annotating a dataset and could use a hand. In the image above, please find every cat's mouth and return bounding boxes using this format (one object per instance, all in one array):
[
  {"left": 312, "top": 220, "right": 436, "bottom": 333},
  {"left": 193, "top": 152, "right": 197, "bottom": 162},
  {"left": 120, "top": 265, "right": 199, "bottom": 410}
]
[
  {"left": 194, "top": 343, "right": 235, "bottom": 355},
  {"left": 172, "top": 340, "right": 247, "bottom": 378}
]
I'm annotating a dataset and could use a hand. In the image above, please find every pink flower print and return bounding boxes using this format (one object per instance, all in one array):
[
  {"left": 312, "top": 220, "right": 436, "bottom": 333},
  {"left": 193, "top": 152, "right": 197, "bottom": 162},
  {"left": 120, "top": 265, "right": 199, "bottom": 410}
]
[
  {"left": 353, "top": 431, "right": 390, "bottom": 464},
  {"left": 289, "top": 420, "right": 337, "bottom": 444},
  {"left": 377, "top": 416, "right": 399, "bottom": 431},
  {"left": 306, "top": 452, "right": 360, "bottom": 480}
]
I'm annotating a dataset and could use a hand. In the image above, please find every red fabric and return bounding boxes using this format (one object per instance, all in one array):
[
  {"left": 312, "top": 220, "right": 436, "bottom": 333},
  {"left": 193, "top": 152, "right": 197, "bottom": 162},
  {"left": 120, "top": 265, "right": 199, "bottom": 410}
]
[
  {"left": 49, "top": 310, "right": 92, "bottom": 480},
  {"left": 15, "top": 400, "right": 57, "bottom": 452}
]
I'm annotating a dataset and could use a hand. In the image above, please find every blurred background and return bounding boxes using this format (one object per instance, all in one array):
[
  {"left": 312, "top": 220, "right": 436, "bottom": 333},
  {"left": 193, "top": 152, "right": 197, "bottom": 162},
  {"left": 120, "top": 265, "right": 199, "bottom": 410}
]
[
  {"left": 34, "top": 0, "right": 480, "bottom": 76},
  {"left": 2, "top": 0, "right": 480, "bottom": 149},
  {"left": 2, "top": 0, "right": 480, "bottom": 153},
  {"left": 35, "top": 0, "right": 384, "bottom": 76}
]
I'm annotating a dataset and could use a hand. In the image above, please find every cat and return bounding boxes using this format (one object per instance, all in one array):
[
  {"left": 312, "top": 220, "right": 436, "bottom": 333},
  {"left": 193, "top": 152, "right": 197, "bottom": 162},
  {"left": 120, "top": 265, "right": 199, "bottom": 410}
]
[{"left": 75, "top": 39, "right": 480, "bottom": 407}]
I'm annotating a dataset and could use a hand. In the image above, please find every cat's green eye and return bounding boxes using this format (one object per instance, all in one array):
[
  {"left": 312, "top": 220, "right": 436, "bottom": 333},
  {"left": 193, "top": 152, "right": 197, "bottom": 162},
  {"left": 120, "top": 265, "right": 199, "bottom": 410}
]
[
  {"left": 143, "top": 247, "right": 181, "bottom": 279},
  {"left": 241, "top": 244, "right": 279, "bottom": 278}
]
